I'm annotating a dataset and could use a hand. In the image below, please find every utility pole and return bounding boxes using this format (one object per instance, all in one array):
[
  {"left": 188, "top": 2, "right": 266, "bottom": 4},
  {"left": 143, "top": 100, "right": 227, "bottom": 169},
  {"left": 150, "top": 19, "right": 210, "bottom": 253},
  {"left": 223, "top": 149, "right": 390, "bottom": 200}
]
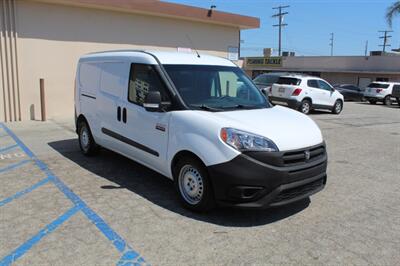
[
  {"left": 272, "top": 5, "right": 289, "bottom": 56},
  {"left": 364, "top": 40, "right": 368, "bottom": 56},
  {"left": 378, "top": 30, "right": 393, "bottom": 53},
  {"left": 329, "top": 33, "right": 334, "bottom": 56}
]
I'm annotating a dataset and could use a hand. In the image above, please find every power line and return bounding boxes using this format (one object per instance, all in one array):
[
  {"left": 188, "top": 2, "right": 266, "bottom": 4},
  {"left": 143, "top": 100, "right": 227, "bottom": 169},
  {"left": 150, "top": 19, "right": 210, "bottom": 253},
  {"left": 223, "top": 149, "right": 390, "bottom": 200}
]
[
  {"left": 272, "top": 5, "right": 289, "bottom": 56},
  {"left": 378, "top": 30, "right": 393, "bottom": 53},
  {"left": 329, "top": 33, "right": 334, "bottom": 56}
]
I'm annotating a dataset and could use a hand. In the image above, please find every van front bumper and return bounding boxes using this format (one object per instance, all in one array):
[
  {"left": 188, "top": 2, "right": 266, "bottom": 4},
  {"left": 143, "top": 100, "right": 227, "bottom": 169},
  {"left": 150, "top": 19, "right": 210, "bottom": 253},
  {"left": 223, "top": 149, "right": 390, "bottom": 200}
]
[{"left": 207, "top": 143, "right": 327, "bottom": 209}]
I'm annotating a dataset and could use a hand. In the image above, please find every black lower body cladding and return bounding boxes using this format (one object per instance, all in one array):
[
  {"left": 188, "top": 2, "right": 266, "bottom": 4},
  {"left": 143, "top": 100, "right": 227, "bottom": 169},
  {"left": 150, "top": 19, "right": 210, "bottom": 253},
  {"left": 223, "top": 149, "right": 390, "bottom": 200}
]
[
  {"left": 269, "top": 96, "right": 300, "bottom": 109},
  {"left": 207, "top": 143, "right": 327, "bottom": 209}
]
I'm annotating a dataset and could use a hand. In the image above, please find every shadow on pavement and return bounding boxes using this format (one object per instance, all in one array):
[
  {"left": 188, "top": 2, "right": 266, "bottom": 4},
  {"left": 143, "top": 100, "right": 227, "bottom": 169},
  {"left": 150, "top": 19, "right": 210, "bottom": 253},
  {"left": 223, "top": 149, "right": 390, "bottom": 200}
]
[{"left": 48, "top": 138, "right": 310, "bottom": 227}]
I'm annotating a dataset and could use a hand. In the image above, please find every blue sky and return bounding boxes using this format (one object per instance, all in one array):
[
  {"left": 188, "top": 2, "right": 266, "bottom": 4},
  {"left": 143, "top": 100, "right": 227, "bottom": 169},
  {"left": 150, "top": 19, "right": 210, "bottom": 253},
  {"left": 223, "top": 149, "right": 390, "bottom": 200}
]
[{"left": 164, "top": 0, "right": 400, "bottom": 56}]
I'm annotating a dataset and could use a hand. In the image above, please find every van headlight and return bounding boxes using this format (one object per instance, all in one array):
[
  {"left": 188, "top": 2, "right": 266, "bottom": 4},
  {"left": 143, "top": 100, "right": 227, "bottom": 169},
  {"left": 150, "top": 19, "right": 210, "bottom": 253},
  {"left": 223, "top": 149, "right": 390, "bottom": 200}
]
[{"left": 220, "top": 128, "right": 279, "bottom": 152}]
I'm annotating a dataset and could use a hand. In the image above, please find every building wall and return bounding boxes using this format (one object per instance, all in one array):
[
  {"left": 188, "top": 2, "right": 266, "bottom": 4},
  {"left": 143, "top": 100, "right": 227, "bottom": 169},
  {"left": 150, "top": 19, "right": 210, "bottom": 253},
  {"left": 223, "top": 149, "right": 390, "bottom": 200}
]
[
  {"left": 320, "top": 72, "right": 399, "bottom": 88},
  {"left": 3, "top": 0, "right": 240, "bottom": 121},
  {"left": 280, "top": 56, "right": 400, "bottom": 73},
  {"left": 0, "top": 0, "right": 21, "bottom": 122}
]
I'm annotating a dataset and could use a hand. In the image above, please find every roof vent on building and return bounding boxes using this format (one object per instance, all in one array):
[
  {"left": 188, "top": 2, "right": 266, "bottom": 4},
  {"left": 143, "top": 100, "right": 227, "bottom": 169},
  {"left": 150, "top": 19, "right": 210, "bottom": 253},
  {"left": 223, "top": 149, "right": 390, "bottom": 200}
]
[
  {"left": 282, "top": 51, "right": 295, "bottom": 57},
  {"left": 370, "top": 51, "right": 384, "bottom": 56}
]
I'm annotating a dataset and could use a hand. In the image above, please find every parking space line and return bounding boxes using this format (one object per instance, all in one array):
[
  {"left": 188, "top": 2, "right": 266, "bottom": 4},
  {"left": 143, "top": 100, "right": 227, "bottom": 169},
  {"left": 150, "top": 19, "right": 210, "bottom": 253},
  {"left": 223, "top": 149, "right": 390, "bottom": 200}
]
[
  {"left": 0, "top": 206, "right": 80, "bottom": 266},
  {"left": 0, "top": 144, "right": 18, "bottom": 153},
  {"left": 0, "top": 160, "right": 31, "bottom": 174},
  {"left": 0, "top": 177, "right": 51, "bottom": 207},
  {"left": 0, "top": 123, "right": 147, "bottom": 265}
]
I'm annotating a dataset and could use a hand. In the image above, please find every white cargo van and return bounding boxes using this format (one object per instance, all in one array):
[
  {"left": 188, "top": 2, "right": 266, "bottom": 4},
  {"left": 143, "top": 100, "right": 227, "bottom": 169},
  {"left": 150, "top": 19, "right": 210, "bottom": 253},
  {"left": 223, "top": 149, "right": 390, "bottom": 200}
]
[{"left": 75, "top": 50, "right": 327, "bottom": 211}]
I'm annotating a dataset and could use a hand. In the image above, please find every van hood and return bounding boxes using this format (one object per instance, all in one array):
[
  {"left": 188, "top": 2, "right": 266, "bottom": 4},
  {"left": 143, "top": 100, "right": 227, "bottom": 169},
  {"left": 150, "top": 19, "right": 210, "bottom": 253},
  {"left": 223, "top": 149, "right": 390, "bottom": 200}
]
[{"left": 209, "top": 105, "right": 323, "bottom": 151}]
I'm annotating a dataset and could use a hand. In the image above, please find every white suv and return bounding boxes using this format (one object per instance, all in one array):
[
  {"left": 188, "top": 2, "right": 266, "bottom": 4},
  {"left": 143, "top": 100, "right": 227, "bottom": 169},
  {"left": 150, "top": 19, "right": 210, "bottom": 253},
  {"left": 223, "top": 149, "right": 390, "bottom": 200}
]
[
  {"left": 363, "top": 82, "right": 400, "bottom": 106},
  {"left": 270, "top": 75, "right": 344, "bottom": 115},
  {"left": 75, "top": 51, "right": 327, "bottom": 212}
]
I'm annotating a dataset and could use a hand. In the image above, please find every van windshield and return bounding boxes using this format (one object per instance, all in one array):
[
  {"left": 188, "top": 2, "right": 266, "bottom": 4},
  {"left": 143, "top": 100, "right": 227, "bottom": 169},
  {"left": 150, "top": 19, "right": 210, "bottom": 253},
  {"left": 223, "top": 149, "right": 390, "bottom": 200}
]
[{"left": 164, "top": 65, "right": 270, "bottom": 111}]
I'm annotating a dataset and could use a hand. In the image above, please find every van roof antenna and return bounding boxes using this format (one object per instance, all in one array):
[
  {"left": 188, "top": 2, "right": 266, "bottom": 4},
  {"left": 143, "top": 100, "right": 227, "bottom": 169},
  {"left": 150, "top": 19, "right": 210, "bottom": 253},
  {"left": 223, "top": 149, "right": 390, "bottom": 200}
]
[{"left": 186, "top": 34, "right": 201, "bottom": 58}]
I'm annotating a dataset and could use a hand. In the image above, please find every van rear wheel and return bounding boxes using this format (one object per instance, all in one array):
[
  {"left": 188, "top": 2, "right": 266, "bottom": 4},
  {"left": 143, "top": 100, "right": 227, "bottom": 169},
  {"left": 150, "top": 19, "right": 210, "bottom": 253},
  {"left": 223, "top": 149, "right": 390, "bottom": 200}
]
[
  {"left": 78, "top": 120, "right": 99, "bottom": 156},
  {"left": 174, "top": 156, "right": 215, "bottom": 212}
]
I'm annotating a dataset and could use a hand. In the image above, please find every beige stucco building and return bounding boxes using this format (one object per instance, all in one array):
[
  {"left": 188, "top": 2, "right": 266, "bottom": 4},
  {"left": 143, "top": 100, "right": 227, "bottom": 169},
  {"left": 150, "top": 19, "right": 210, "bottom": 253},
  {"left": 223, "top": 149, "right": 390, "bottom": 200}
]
[
  {"left": 0, "top": 0, "right": 259, "bottom": 122},
  {"left": 244, "top": 55, "right": 400, "bottom": 88}
]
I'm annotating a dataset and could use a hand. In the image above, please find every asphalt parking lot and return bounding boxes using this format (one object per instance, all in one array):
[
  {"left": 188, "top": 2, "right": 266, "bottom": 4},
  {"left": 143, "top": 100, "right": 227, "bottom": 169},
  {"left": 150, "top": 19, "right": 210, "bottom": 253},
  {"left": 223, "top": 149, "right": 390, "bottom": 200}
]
[{"left": 1, "top": 102, "right": 399, "bottom": 265}]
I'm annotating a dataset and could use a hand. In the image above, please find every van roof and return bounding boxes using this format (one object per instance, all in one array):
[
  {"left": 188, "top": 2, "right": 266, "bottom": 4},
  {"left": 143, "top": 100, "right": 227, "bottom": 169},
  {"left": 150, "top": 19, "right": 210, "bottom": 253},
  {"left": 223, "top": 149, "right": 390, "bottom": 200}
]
[{"left": 80, "top": 50, "right": 237, "bottom": 67}]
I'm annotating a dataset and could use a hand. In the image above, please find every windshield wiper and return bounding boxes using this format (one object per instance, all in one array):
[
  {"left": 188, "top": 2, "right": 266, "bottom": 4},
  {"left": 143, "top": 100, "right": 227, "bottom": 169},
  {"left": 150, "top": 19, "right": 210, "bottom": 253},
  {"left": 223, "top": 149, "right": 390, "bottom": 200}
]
[
  {"left": 221, "top": 104, "right": 255, "bottom": 109},
  {"left": 191, "top": 104, "right": 222, "bottom": 111}
]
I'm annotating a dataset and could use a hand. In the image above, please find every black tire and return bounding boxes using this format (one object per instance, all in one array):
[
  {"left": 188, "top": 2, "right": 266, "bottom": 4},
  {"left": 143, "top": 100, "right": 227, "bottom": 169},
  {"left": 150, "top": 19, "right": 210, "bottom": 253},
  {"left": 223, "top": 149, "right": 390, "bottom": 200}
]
[
  {"left": 384, "top": 95, "right": 392, "bottom": 106},
  {"left": 332, "top": 100, "right": 343, "bottom": 114},
  {"left": 173, "top": 156, "right": 215, "bottom": 212},
  {"left": 397, "top": 98, "right": 400, "bottom": 107},
  {"left": 78, "top": 120, "right": 99, "bottom": 156},
  {"left": 298, "top": 99, "right": 312, "bottom": 114},
  {"left": 368, "top": 99, "right": 377, "bottom": 105}
]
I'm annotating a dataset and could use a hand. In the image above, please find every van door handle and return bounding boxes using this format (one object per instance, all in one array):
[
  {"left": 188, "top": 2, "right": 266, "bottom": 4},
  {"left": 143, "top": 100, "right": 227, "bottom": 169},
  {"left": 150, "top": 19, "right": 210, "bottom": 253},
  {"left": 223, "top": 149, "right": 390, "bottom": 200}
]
[
  {"left": 117, "top": 107, "right": 121, "bottom": 121},
  {"left": 122, "top": 108, "right": 127, "bottom": 123}
]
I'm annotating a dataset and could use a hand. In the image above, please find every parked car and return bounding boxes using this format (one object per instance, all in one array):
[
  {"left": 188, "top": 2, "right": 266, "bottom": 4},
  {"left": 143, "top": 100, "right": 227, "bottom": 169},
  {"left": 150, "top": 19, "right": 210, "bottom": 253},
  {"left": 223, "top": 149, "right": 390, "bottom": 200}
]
[
  {"left": 333, "top": 84, "right": 364, "bottom": 101},
  {"left": 75, "top": 50, "right": 327, "bottom": 212},
  {"left": 253, "top": 72, "right": 289, "bottom": 96},
  {"left": 270, "top": 75, "right": 344, "bottom": 115},
  {"left": 392, "top": 84, "right": 400, "bottom": 107},
  {"left": 364, "top": 81, "right": 400, "bottom": 106}
]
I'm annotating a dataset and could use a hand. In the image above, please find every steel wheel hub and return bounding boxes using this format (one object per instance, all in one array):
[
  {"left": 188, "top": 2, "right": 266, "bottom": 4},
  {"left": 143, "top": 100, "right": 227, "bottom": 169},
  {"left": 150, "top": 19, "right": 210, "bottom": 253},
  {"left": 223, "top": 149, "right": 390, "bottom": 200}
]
[
  {"left": 81, "top": 127, "right": 90, "bottom": 150},
  {"left": 178, "top": 165, "right": 204, "bottom": 205}
]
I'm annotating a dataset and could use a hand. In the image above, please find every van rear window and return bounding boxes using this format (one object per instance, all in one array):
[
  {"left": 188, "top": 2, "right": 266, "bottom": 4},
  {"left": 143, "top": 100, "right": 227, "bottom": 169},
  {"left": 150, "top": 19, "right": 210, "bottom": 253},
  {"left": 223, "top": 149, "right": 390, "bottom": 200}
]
[
  {"left": 367, "top": 83, "right": 390, "bottom": 89},
  {"left": 276, "top": 77, "right": 301, "bottom": 86}
]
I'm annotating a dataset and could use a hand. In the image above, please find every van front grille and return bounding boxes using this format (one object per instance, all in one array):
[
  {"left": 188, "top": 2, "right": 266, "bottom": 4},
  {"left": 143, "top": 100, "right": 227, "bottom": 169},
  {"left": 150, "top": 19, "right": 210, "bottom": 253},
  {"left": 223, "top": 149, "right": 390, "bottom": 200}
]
[{"left": 282, "top": 145, "right": 325, "bottom": 166}]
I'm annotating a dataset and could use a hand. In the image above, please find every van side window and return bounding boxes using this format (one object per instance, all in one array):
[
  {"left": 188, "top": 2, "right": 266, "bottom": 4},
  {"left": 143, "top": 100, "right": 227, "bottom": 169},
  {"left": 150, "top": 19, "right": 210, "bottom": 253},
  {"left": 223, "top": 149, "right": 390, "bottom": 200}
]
[
  {"left": 128, "top": 64, "right": 170, "bottom": 105},
  {"left": 100, "top": 62, "right": 129, "bottom": 97}
]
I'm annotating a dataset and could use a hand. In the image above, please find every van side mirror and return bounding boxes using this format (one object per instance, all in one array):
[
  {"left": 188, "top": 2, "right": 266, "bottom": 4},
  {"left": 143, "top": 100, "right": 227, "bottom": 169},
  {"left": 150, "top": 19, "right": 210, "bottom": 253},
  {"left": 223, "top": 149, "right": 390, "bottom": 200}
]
[{"left": 144, "top": 91, "right": 161, "bottom": 112}]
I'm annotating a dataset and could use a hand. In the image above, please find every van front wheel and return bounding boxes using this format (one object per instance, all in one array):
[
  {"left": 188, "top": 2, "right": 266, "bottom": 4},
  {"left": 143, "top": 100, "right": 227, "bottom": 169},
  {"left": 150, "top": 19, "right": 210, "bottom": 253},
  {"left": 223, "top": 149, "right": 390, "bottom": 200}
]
[
  {"left": 174, "top": 157, "right": 215, "bottom": 212},
  {"left": 78, "top": 120, "right": 99, "bottom": 156}
]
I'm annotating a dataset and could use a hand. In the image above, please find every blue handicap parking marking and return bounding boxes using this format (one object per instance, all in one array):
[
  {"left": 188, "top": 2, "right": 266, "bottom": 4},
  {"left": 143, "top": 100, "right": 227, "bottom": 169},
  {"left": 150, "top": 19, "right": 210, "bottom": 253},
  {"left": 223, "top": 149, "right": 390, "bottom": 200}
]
[
  {"left": 0, "top": 159, "right": 31, "bottom": 174},
  {"left": 0, "top": 123, "right": 147, "bottom": 266},
  {"left": 0, "top": 144, "right": 18, "bottom": 154},
  {"left": 0, "top": 177, "right": 51, "bottom": 207},
  {"left": 0, "top": 206, "right": 81, "bottom": 266}
]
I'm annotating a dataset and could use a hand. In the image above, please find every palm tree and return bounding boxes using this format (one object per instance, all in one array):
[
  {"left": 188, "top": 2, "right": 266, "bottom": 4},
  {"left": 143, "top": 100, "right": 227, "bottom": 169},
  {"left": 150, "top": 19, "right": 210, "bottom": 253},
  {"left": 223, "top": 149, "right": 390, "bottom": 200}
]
[{"left": 386, "top": 1, "right": 400, "bottom": 27}]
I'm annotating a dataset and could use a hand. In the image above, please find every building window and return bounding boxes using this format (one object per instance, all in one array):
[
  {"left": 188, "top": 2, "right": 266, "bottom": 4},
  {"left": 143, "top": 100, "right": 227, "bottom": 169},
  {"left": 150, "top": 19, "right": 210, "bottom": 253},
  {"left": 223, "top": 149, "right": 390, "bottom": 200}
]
[{"left": 376, "top": 77, "right": 389, "bottom": 82}]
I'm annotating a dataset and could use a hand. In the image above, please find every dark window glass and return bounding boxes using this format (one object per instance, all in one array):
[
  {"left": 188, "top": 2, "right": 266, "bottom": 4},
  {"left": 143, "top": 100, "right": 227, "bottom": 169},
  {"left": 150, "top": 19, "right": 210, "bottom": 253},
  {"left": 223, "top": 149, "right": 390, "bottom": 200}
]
[
  {"left": 276, "top": 77, "right": 301, "bottom": 85},
  {"left": 367, "top": 83, "right": 390, "bottom": 89},
  {"left": 307, "top": 80, "right": 319, "bottom": 88},
  {"left": 376, "top": 77, "right": 389, "bottom": 82},
  {"left": 318, "top": 80, "right": 333, "bottom": 91},
  {"left": 253, "top": 74, "right": 281, "bottom": 86},
  {"left": 128, "top": 64, "right": 170, "bottom": 105},
  {"left": 344, "top": 85, "right": 360, "bottom": 91}
]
